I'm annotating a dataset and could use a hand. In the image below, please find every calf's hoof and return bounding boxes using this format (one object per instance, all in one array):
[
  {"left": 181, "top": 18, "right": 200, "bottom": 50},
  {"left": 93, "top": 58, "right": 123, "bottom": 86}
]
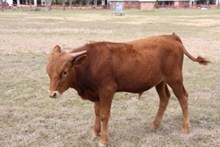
[
  {"left": 150, "top": 124, "right": 159, "bottom": 132},
  {"left": 99, "top": 142, "right": 107, "bottom": 147},
  {"left": 182, "top": 122, "right": 190, "bottom": 134},
  {"left": 91, "top": 131, "right": 99, "bottom": 140},
  {"left": 182, "top": 128, "right": 190, "bottom": 134}
]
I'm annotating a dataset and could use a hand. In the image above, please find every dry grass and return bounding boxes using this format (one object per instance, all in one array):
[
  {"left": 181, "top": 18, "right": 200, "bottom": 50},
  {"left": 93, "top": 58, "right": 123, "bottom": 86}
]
[{"left": 0, "top": 9, "right": 220, "bottom": 147}]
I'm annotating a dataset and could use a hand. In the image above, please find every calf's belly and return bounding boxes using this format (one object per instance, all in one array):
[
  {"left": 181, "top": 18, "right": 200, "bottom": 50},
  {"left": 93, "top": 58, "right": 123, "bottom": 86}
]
[{"left": 116, "top": 77, "right": 162, "bottom": 93}]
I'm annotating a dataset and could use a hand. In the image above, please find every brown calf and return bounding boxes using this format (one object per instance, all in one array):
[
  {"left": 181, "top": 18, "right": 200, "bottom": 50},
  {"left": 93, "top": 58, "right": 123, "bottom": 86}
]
[{"left": 46, "top": 33, "right": 210, "bottom": 146}]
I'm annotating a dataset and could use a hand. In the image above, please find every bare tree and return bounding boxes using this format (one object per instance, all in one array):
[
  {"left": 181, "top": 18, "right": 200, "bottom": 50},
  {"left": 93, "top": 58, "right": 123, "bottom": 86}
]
[
  {"left": 29, "top": 0, "right": 32, "bottom": 9},
  {"left": 101, "top": 0, "right": 105, "bottom": 7},
  {"left": 69, "top": 0, "right": 73, "bottom": 8},
  {"left": 94, "top": 0, "right": 97, "bottom": 7},
  {"left": 62, "top": 0, "right": 66, "bottom": 10},
  {"left": 86, "top": 0, "right": 92, "bottom": 5},
  {"left": 48, "top": 0, "right": 52, "bottom": 11},
  {"left": 17, "top": 0, "right": 20, "bottom": 6},
  {"left": 79, "top": 0, "right": 82, "bottom": 6},
  {"left": 34, "top": 0, "right": 37, "bottom": 7}
]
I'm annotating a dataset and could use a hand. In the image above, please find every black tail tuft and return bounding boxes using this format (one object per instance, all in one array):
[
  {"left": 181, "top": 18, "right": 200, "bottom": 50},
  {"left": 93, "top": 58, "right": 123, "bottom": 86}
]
[{"left": 196, "top": 56, "right": 211, "bottom": 65}]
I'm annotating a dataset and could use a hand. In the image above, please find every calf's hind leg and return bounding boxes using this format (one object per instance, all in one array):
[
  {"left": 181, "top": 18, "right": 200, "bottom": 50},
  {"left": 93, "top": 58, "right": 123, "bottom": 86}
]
[
  {"left": 152, "top": 82, "right": 171, "bottom": 130},
  {"left": 168, "top": 80, "right": 190, "bottom": 134}
]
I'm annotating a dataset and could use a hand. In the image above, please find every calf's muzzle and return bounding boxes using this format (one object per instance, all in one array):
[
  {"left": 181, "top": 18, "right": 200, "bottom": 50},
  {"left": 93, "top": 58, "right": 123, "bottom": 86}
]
[{"left": 48, "top": 90, "right": 60, "bottom": 98}]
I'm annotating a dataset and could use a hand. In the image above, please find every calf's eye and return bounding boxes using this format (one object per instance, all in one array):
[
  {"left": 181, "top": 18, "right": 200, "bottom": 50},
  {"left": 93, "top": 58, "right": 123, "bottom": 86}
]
[{"left": 62, "top": 70, "right": 68, "bottom": 77}]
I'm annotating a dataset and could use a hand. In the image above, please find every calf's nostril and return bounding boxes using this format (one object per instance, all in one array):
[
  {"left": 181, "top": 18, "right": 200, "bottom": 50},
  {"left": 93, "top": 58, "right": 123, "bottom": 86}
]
[{"left": 49, "top": 92, "right": 56, "bottom": 98}]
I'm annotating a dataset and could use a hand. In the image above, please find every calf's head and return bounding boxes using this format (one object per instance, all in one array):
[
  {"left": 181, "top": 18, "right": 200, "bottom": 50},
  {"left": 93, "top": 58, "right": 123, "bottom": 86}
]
[{"left": 46, "top": 45, "right": 87, "bottom": 98}]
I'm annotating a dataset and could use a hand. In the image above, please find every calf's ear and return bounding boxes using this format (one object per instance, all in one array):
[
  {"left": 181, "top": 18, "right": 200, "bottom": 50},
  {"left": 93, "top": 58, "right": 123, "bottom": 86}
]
[
  {"left": 69, "top": 51, "right": 87, "bottom": 65},
  {"left": 72, "top": 55, "right": 87, "bottom": 65},
  {"left": 53, "top": 45, "right": 62, "bottom": 53}
]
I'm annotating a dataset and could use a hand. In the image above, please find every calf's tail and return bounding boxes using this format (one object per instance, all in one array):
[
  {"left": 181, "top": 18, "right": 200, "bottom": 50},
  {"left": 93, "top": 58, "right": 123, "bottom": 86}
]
[
  {"left": 182, "top": 47, "right": 210, "bottom": 65},
  {"left": 173, "top": 33, "right": 211, "bottom": 65}
]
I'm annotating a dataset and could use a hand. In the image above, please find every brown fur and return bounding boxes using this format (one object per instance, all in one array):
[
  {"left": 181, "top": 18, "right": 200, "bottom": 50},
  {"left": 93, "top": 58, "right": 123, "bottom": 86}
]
[{"left": 46, "top": 34, "right": 210, "bottom": 146}]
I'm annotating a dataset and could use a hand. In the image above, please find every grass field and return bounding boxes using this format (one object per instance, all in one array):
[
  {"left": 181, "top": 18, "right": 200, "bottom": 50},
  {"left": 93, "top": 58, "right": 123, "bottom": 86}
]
[{"left": 0, "top": 9, "right": 220, "bottom": 147}]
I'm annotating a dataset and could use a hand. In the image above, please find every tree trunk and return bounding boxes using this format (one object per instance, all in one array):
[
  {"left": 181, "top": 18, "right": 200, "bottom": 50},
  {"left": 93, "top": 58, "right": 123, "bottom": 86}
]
[
  {"left": 29, "top": 0, "right": 32, "bottom": 9},
  {"left": 206, "top": 0, "right": 209, "bottom": 4},
  {"left": 47, "top": 0, "right": 52, "bottom": 11},
  {"left": 101, "top": 0, "right": 105, "bottom": 6},
  {"left": 62, "top": 0, "right": 66, "bottom": 11},
  {"left": 34, "top": 0, "right": 37, "bottom": 7},
  {"left": 94, "top": 0, "right": 97, "bottom": 7},
  {"left": 69, "top": 0, "right": 73, "bottom": 8},
  {"left": 86, "top": 0, "right": 91, "bottom": 5},
  {"left": 17, "top": 0, "right": 20, "bottom": 6}
]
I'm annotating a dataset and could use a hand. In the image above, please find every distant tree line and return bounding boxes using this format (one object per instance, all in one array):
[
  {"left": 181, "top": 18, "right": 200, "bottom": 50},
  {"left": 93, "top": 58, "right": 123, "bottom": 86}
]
[
  {"left": 1, "top": 0, "right": 218, "bottom": 11},
  {"left": 200, "top": 0, "right": 216, "bottom": 4},
  {"left": 44, "top": 0, "right": 105, "bottom": 8},
  {"left": 40, "top": 0, "right": 106, "bottom": 10},
  {"left": 51, "top": 0, "right": 103, "bottom": 5},
  {"left": 11, "top": 0, "right": 106, "bottom": 10},
  {"left": 43, "top": 0, "right": 217, "bottom": 8}
]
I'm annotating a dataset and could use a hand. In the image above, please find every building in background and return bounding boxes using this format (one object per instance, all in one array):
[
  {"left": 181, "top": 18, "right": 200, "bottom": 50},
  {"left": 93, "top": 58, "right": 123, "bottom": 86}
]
[{"left": 108, "top": 0, "right": 219, "bottom": 10}]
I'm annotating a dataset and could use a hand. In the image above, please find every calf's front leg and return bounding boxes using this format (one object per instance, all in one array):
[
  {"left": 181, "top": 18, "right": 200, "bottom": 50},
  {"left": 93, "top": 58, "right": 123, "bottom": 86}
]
[
  {"left": 93, "top": 102, "right": 101, "bottom": 139},
  {"left": 98, "top": 85, "right": 115, "bottom": 147}
]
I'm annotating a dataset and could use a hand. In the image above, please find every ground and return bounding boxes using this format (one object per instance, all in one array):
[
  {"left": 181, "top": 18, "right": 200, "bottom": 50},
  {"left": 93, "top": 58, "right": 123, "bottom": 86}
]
[{"left": 0, "top": 9, "right": 220, "bottom": 147}]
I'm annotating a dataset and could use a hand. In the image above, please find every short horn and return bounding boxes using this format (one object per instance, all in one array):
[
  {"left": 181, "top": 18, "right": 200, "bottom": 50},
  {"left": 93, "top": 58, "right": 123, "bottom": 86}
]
[
  {"left": 70, "top": 50, "right": 87, "bottom": 57},
  {"left": 53, "top": 45, "right": 62, "bottom": 53}
]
